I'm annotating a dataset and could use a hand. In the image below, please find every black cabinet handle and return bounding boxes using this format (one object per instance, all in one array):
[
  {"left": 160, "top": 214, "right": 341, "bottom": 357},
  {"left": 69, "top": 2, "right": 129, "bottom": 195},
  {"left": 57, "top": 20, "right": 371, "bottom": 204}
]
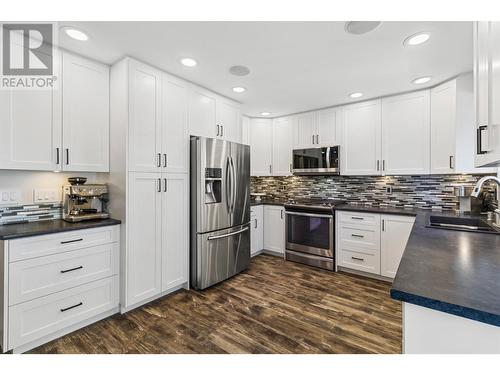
[
  {"left": 60, "top": 265, "right": 83, "bottom": 274},
  {"left": 65, "top": 148, "right": 70, "bottom": 165},
  {"left": 60, "top": 238, "right": 83, "bottom": 244},
  {"left": 158, "top": 178, "right": 161, "bottom": 192},
  {"left": 382, "top": 219, "right": 385, "bottom": 232},
  {"left": 60, "top": 302, "right": 83, "bottom": 313},
  {"left": 382, "top": 160, "right": 386, "bottom": 171},
  {"left": 163, "top": 178, "right": 167, "bottom": 192},
  {"left": 376, "top": 160, "right": 380, "bottom": 171},
  {"left": 157, "top": 153, "right": 161, "bottom": 167},
  {"left": 163, "top": 153, "right": 167, "bottom": 167},
  {"left": 449, "top": 155, "right": 454, "bottom": 169},
  {"left": 351, "top": 234, "right": 364, "bottom": 238},
  {"left": 477, "top": 126, "right": 487, "bottom": 154},
  {"left": 351, "top": 256, "right": 364, "bottom": 261},
  {"left": 221, "top": 125, "right": 224, "bottom": 137},
  {"left": 56, "top": 148, "right": 60, "bottom": 165},
  {"left": 217, "top": 125, "right": 220, "bottom": 136},
  {"left": 351, "top": 216, "right": 364, "bottom": 220},
  {"left": 254, "top": 218, "right": 257, "bottom": 229}
]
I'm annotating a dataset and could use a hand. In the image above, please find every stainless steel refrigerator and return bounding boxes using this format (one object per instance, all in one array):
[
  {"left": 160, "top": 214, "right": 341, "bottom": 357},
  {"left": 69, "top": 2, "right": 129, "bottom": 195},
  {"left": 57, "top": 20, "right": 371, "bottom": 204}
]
[{"left": 190, "top": 136, "right": 251, "bottom": 290}]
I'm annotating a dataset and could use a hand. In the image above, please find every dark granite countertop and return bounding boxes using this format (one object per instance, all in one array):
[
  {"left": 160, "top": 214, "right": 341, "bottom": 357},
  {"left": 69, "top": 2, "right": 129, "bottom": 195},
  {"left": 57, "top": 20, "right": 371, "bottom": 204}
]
[
  {"left": 337, "top": 204, "right": 500, "bottom": 327},
  {"left": 250, "top": 199, "right": 286, "bottom": 207},
  {"left": 334, "top": 203, "right": 419, "bottom": 217},
  {"left": 0, "top": 218, "right": 122, "bottom": 240}
]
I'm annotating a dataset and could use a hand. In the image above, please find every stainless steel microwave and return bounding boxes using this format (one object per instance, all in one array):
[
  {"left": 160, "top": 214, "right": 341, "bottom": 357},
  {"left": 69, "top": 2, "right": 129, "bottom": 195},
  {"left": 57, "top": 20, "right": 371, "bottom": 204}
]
[{"left": 292, "top": 146, "right": 340, "bottom": 175}]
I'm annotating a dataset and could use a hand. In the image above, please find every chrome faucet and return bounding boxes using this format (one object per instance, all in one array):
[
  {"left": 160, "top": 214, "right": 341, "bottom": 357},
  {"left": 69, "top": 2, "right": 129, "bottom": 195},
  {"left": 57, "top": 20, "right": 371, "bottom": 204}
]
[{"left": 471, "top": 175, "right": 500, "bottom": 227}]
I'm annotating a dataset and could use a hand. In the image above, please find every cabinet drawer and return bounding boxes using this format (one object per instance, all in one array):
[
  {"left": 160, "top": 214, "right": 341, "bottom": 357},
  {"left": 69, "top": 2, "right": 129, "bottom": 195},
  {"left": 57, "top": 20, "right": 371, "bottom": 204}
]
[
  {"left": 9, "top": 243, "right": 119, "bottom": 306},
  {"left": 337, "top": 211, "right": 380, "bottom": 227},
  {"left": 9, "top": 225, "right": 119, "bottom": 262},
  {"left": 338, "top": 249, "right": 380, "bottom": 275},
  {"left": 338, "top": 224, "right": 380, "bottom": 252},
  {"left": 8, "top": 276, "right": 118, "bottom": 349}
]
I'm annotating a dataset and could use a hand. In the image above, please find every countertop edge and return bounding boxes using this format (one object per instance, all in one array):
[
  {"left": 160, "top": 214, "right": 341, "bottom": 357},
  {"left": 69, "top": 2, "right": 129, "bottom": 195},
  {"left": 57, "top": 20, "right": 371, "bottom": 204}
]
[
  {"left": 334, "top": 205, "right": 419, "bottom": 217},
  {"left": 390, "top": 289, "right": 500, "bottom": 328}
]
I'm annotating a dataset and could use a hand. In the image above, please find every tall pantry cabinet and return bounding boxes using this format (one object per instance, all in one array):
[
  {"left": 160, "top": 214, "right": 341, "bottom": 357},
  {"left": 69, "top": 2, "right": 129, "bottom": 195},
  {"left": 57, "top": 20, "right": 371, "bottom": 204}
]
[{"left": 109, "top": 58, "right": 189, "bottom": 312}]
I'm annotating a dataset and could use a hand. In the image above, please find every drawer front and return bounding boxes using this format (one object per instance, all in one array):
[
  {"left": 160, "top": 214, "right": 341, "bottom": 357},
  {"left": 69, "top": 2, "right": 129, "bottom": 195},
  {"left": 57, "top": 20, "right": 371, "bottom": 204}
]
[
  {"left": 338, "top": 224, "right": 380, "bottom": 252},
  {"left": 338, "top": 211, "right": 380, "bottom": 227},
  {"left": 9, "top": 225, "right": 119, "bottom": 262},
  {"left": 9, "top": 276, "right": 118, "bottom": 349},
  {"left": 9, "top": 243, "right": 119, "bottom": 306},
  {"left": 338, "top": 248, "right": 380, "bottom": 275}
]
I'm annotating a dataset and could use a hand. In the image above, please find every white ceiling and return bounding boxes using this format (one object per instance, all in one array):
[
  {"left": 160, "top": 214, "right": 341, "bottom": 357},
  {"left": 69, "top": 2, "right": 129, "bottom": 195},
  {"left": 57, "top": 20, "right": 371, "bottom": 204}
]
[{"left": 59, "top": 21, "right": 473, "bottom": 118}]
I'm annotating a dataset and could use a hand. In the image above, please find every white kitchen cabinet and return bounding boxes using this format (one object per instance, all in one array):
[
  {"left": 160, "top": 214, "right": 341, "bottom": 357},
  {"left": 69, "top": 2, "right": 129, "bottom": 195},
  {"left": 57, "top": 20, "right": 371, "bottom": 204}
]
[
  {"left": 216, "top": 98, "right": 241, "bottom": 143},
  {"left": 128, "top": 60, "right": 162, "bottom": 172},
  {"left": 294, "top": 112, "right": 316, "bottom": 148},
  {"left": 380, "top": 215, "right": 415, "bottom": 278},
  {"left": 62, "top": 52, "right": 110, "bottom": 172},
  {"left": 161, "top": 174, "right": 189, "bottom": 291},
  {"left": 250, "top": 118, "right": 273, "bottom": 176},
  {"left": 163, "top": 73, "right": 188, "bottom": 174},
  {"left": 188, "top": 86, "right": 217, "bottom": 138},
  {"left": 474, "top": 21, "right": 500, "bottom": 167},
  {"left": 250, "top": 205, "right": 264, "bottom": 256},
  {"left": 381, "top": 90, "right": 430, "bottom": 175},
  {"left": 241, "top": 115, "right": 250, "bottom": 145},
  {"left": 263, "top": 205, "right": 285, "bottom": 254},
  {"left": 126, "top": 172, "right": 162, "bottom": 307},
  {"left": 272, "top": 117, "right": 294, "bottom": 175},
  {"left": 341, "top": 100, "right": 382, "bottom": 175},
  {"left": 316, "top": 107, "right": 339, "bottom": 146}
]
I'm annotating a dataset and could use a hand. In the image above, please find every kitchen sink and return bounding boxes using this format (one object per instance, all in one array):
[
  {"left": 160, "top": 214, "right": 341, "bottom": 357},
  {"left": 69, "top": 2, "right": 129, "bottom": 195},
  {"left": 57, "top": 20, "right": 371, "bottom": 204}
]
[{"left": 427, "top": 215, "right": 500, "bottom": 234}]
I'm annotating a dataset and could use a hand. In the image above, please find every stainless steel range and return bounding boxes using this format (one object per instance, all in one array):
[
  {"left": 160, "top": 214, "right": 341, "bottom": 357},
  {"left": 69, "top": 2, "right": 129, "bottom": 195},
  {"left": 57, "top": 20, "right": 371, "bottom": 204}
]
[{"left": 284, "top": 198, "right": 344, "bottom": 271}]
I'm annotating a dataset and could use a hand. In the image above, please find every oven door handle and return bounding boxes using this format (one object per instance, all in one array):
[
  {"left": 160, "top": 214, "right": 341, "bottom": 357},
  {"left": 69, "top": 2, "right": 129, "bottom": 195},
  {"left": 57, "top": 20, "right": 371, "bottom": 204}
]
[{"left": 285, "top": 211, "right": 333, "bottom": 219}]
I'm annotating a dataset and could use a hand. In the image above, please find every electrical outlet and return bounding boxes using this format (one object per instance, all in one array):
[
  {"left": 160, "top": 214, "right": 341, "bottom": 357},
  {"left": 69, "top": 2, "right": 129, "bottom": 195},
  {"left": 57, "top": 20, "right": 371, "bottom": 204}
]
[
  {"left": 33, "top": 188, "right": 59, "bottom": 203},
  {"left": 0, "top": 190, "right": 22, "bottom": 205},
  {"left": 386, "top": 186, "right": 393, "bottom": 194}
]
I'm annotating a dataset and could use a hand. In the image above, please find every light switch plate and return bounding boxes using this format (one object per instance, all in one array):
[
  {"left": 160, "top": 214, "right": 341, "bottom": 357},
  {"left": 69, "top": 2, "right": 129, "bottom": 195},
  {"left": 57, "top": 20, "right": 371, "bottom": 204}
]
[
  {"left": 33, "top": 188, "right": 59, "bottom": 203},
  {"left": 0, "top": 190, "right": 22, "bottom": 205}
]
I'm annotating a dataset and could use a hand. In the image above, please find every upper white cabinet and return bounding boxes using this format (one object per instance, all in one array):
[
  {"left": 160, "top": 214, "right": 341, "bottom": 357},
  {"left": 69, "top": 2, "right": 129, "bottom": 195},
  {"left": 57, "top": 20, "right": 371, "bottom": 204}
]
[
  {"left": 188, "top": 86, "right": 217, "bottom": 138},
  {"left": 250, "top": 118, "right": 273, "bottom": 176},
  {"left": 381, "top": 90, "right": 430, "bottom": 175},
  {"left": 474, "top": 21, "right": 500, "bottom": 167},
  {"left": 316, "top": 107, "right": 339, "bottom": 146},
  {"left": 163, "top": 73, "right": 189, "bottom": 174},
  {"left": 272, "top": 117, "right": 294, "bottom": 176},
  {"left": 341, "top": 100, "right": 382, "bottom": 175},
  {"left": 0, "top": 51, "right": 109, "bottom": 172},
  {"left": 293, "top": 108, "right": 339, "bottom": 149},
  {"left": 216, "top": 98, "right": 241, "bottom": 143},
  {"left": 294, "top": 112, "right": 316, "bottom": 148}
]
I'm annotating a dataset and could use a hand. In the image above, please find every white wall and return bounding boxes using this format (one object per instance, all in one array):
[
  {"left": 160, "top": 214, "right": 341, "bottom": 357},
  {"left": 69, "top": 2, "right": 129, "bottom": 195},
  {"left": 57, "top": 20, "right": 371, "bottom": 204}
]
[{"left": 0, "top": 170, "right": 106, "bottom": 205}]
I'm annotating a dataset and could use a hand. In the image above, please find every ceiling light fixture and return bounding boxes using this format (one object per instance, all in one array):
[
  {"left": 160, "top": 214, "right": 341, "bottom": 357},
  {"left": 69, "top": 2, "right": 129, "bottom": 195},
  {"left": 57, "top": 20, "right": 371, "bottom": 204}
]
[
  {"left": 412, "top": 76, "right": 432, "bottom": 84},
  {"left": 62, "top": 27, "right": 89, "bottom": 41},
  {"left": 229, "top": 65, "right": 251, "bottom": 76},
  {"left": 232, "top": 87, "right": 246, "bottom": 93},
  {"left": 180, "top": 58, "right": 197, "bottom": 67},
  {"left": 260, "top": 112, "right": 271, "bottom": 116},
  {"left": 349, "top": 92, "right": 363, "bottom": 99},
  {"left": 403, "top": 32, "right": 431, "bottom": 46}
]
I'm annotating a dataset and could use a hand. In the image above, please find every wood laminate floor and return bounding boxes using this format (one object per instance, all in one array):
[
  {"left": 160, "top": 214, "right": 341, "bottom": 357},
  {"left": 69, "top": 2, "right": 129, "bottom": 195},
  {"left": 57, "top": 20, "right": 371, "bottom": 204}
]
[{"left": 30, "top": 254, "right": 402, "bottom": 354}]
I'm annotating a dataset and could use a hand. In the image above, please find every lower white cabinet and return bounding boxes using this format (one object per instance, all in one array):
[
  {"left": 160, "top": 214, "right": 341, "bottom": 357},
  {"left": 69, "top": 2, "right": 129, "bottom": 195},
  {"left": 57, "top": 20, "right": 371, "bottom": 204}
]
[
  {"left": 250, "top": 205, "right": 264, "bottom": 256},
  {"left": 263, "top": 205, "right": 285, "bottom": 254},
  {"left": 336, "top": 210, "right": 415, "bottom": 278},
  {"left": 1, "top": 225, "right": 120, "bottom": 353}
]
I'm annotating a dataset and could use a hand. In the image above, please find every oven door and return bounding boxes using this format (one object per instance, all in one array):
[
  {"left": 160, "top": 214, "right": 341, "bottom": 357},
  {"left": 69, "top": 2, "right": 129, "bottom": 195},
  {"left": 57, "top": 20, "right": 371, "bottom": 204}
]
[{"left": 285, "top": 211, "right": 333, "bottom": 257}]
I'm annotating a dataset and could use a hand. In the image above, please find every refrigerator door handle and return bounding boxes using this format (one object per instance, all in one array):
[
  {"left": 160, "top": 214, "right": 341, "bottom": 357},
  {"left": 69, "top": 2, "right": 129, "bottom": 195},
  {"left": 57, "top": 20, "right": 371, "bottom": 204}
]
[
  {"left": 207, "top": 226, "right": 249, "bottom": 241},
  {"left": 225, "top": 156, "right": 232, "bottom": 214},
  {"left": 230, "top": 156, "right": 237, "bottom": 214}
]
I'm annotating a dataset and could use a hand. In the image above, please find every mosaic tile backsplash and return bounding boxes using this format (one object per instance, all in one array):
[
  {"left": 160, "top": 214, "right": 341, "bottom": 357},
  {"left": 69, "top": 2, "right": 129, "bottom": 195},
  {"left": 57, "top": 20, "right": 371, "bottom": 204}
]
[
  {"left": 0, "top": 203, "right": 62, "bottom": 225},
  {"left": 251, "top": 174, "right": 498, "bottom": 211}
]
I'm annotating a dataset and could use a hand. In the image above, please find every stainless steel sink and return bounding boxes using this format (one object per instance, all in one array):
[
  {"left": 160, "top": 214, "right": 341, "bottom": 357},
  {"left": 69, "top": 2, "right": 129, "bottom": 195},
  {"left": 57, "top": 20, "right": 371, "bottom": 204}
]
[{"left": 427, "top": 215, "right": 500, "bottom": 234}]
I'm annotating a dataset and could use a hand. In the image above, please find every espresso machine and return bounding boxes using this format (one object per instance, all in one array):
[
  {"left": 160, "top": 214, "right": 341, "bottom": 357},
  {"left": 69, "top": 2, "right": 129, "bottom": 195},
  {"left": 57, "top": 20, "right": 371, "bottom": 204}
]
[{"left": 62, "top": 178, "right": 110, "bottom": 222}]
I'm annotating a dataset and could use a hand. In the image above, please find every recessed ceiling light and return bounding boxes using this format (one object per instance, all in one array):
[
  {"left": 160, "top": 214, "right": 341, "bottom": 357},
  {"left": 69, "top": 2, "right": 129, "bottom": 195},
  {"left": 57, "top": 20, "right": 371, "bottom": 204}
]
[
  {"left": 232, "top": 87, "right": 246, "bottom": 93},
  {"left": 62, "top": 27, "right": 89, "bottom": 41},
  {"left": 412, "top": 76, "right": 432, "bottom": 84},
  {"left": 180, "top": 58, "right": 197, "bottom": 67},
  {"left": 260, "top": 112, "right": 271, "bottom": 116},
  {"left": 349, "top": 92, "right": 363, "bottom": 98},
  {"left": 345, "top": 21, "right": 382, "bottom": 35},
  {"left": 404, "top": 32, "right": 430, "bottom": 46}
]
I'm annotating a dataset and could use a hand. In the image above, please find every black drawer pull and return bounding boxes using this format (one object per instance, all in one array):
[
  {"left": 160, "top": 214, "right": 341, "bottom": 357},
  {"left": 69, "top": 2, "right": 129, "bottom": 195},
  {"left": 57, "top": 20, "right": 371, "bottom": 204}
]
[
  {"left": 60, "top": 265, "right": 83, "bottom": 274},
  {"left": 351, "top": 256, "right": 364, "bottom": 261},
  {"left": 351, "top": 234, "right": 364, "bottom": 238},
  {"left": 60, "top": 302, "right": 83, "bottom": 313},
  {"left": 351, "top": 216, "right": 364, "bottom": 220},
  {"left": 60, "top": 238, "right": 83, "bottom": 244}
]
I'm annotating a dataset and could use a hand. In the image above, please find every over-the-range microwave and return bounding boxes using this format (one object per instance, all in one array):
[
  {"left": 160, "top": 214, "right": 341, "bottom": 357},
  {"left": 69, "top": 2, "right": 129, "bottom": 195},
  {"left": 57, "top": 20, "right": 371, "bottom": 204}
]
[{"left": 292, "top": 146, "right": 340, "bottom": 175}]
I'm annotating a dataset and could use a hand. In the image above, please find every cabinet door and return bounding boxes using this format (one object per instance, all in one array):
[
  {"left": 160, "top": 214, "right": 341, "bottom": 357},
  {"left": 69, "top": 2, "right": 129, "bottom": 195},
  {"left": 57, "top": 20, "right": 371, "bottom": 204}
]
[
  {"left": 188, "top": 86, "right": 217, "bottom": 138},
  {"left": 250, "top": 206, "right": 263, "bottom": 256},
  {"left": 317, "top": 107, "right": 338, "bottom": 146},
  {"left": 272, "top": 117, "right": 293, "bottom": 175},
  {"left": 263, "top": 205, "right": 285, "bottom": 254},
  {"left": 294, "top": 112, "right": 316, "bottom": 148},
  {"left": 162, "top": 74, "right": 188, "bottom": 173},
  {"left": 250, "top": 119, "right": 273, "bottom": 176},
  {"left": 382, "top": 91, "right": 430, "bottom": 175},
  {"left": 162, "top": 174, "right": 188, "bottom": 291},
  {"left": 0, "top": 86, "right": 60, "bottom": 171},
  {"left": 431, "top": 80, "right": 456, "bottom": 174},
  {"left": 128, "top": 60, "right": 162, "bottom": 172},
  {"left": 126, "top": 172, "right": 162, "bottom": 307},
  {"left": 341, "top": 100, "right": 382, "bottom": 175},
  {"left": 62, "top": 53, "right": 109, "bottom": 172},
  {"left": 485, "top": 22, "right": 500, "bottom": 165},
  {"left": 216, "top": 98, "right": 241, "bottom": 143},
  {"left": 380, "top": 215, "right": 415, "bottom": 278}
]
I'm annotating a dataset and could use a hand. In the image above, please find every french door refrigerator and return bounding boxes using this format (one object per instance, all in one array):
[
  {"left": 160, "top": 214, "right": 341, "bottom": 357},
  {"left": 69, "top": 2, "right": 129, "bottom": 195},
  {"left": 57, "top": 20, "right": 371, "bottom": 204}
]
[{"left": 190, "top": 136, "right": 251, "bottom": 290}]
